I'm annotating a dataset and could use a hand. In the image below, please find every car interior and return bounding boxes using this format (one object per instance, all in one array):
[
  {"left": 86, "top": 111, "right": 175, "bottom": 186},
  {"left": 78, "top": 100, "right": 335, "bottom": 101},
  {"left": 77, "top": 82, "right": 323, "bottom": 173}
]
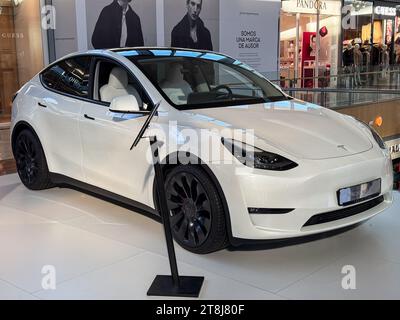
[
  {"left": 139, "top": 58, "right": 215, "bottom": 106},
  {"left": 159, "top": 62, "right": 194, "bottom": 105},
  {"left": 93, "top": 61, "right": 150, "bottom": 110},
  {"left": 137, "top": 57, "right": 275, "bottom": 106}
]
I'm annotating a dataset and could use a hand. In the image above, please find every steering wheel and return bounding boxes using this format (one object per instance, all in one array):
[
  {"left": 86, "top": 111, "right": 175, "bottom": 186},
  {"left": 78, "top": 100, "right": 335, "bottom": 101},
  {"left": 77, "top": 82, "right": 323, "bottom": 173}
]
[{"left": 211, "top": 85, "right": 233, "bottom": 99}]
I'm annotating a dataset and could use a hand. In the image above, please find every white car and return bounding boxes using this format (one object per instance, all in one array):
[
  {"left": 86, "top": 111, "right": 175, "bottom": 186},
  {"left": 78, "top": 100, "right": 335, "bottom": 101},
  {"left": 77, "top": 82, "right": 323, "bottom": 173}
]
[{"left": 11, "top": 48, "right": 393, "bottom": 254}]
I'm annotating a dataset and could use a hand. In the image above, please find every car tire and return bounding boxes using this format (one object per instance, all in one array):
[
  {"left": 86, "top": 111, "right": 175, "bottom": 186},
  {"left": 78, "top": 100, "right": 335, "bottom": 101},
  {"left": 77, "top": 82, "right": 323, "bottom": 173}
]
[
  {"left": 163, "top": 165, "right": 228, "bottom": 254},
  {"left": 14, "top": 129, "right": 53, "bottom": 190}
]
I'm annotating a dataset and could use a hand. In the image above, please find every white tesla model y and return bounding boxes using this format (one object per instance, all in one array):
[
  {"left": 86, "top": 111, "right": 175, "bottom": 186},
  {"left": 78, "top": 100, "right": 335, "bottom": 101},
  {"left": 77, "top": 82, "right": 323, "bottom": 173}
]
[{"left": 11, "top": 48, "right": 393, "bottom": 254}]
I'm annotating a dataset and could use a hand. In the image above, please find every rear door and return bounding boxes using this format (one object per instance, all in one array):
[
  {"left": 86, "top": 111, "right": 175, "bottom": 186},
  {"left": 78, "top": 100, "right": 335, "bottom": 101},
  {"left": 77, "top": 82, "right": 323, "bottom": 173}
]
[{"left": 37, "top": 55, "right": 92, "bottom": 181}]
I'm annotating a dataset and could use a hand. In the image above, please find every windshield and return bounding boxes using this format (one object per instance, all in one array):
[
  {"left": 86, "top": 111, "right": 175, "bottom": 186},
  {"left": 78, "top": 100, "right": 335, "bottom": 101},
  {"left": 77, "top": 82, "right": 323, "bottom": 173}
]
[{"left": 123, "top": 50, "right": 289, "bottom": 110}]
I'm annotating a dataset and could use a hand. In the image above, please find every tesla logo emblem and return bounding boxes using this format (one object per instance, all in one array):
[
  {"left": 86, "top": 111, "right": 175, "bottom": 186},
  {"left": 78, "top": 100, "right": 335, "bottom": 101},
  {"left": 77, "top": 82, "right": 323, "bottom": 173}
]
[{"left": 338, "top": 145, "right": 348, "bottom": 151}]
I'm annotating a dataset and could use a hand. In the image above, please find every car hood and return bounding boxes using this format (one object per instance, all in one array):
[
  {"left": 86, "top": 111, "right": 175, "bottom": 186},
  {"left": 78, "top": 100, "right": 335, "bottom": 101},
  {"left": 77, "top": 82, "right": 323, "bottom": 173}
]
[{"left": 182, "top": 100, "right": 373, "bottom": 160}]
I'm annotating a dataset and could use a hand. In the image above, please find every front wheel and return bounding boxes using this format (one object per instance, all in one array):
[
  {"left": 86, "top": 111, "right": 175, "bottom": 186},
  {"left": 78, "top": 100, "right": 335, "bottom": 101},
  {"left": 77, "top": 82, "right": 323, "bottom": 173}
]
[{"left": 164, "top": 166, "right": 228, "bottom": 254}]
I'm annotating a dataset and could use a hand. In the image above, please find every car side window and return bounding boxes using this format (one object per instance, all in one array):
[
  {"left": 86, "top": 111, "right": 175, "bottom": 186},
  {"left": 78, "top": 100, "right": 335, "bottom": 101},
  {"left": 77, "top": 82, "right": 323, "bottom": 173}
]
[
  {"left": 93, "top": 60, "right": 151, "bottom": 111},
  {"left": 41, "top": 56, "right": 91, "bottom": 98}
]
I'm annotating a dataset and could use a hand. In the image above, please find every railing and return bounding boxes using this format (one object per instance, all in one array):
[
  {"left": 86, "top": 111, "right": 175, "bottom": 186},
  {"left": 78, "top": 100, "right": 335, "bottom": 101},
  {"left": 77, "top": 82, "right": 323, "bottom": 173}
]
[
  {"left": 281, "top": 87, "right": 400, "bottom": 109},
  {"left": 273, "top": 66, "right": 400, "bottom": 91},
  {"left": 273, "top": 67, "right": 400, "bottom": 108}
]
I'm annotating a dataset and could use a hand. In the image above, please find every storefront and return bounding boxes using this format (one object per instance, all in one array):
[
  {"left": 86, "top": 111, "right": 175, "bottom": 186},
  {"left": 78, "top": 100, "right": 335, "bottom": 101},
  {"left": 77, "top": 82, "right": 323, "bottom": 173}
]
[
  {"left": 280, "top": 0, "right": 400, "bottom": 87},
  {"left": 279, "top": 0, "right": 342, "bottom": 88},
  {"left": 0, "top": 0, "right": 44, "bottom": 124},
  {"left": 342, "top": 0, "right": 400, "bottom": 68}
]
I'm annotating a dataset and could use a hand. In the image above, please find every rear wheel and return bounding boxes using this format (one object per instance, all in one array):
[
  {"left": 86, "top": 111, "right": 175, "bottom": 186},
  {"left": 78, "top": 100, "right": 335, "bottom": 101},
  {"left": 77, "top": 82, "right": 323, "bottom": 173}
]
[
  {"left": 164, "top": 166, "right": 228, "bottom": 254},
  {"left": 14, "top": 129, "right": 53, "bottom": 190}
]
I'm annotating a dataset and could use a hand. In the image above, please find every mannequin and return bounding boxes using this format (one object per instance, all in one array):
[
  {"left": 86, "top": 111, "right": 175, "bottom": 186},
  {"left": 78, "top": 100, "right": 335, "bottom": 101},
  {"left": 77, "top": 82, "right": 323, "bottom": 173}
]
[
  {"left": 343, "top": 43, "right": 354, "bottom": 70},
  {"left": 342, "top": 43, "right": 354, "bottom": 88},
  {"left": 364, "top": 45, "right": 371, "bottom": 68},
  {"left": 397, "top": 47, "right": 400, "bottom": 65},
  {"left": 353, "top": 44, "right": 363, "bottom": 86},
  {"left": 364, "top": 45, "right": 372, "bottom": 85},
  {"left": 395, "top": 37, "right": 400, "bottom": 65},
  {"left": 381, "top": 44, "right": 390, "bottom": 79}
]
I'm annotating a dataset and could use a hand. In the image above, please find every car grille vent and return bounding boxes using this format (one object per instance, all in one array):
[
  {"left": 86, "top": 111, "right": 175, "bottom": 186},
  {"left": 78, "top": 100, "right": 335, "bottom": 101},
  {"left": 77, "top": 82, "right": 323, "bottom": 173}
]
[{"left": 303, "top": 196, "right": 385, "bottom": 227}]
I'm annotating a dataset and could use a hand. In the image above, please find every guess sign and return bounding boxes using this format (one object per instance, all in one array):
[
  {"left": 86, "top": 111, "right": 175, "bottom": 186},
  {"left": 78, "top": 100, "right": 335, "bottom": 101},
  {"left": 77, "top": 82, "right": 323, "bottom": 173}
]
[{"left": 374, "top": 6, "right": 397, "bottom": 17}]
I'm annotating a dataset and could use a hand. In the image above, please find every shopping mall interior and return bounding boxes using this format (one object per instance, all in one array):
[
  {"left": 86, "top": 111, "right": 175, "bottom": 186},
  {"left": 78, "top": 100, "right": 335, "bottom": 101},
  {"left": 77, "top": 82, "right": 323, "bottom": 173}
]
[{"left": 0, "top": 0, "right": 399, "bottom": 301}]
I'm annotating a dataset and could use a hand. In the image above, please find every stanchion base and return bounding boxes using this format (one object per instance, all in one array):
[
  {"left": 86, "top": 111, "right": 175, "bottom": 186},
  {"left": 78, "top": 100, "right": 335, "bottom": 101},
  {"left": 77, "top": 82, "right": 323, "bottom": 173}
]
[{"left": 147, "top": 275, "right": 204, "bottom": 298}]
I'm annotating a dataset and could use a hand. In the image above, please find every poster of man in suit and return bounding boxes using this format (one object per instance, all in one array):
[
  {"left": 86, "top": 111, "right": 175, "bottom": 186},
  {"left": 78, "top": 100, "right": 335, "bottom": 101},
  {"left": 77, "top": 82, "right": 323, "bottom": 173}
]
[
  {"left": 87, "top": 0, "right": 156, "bottom": 49},
  {"left": 166, "top": 0, "right": 219, "bottom": 51}
]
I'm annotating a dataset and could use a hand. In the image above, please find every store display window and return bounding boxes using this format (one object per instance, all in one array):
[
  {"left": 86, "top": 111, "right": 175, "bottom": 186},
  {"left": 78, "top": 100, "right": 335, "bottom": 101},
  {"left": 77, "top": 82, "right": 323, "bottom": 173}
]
[{"left": 280, "top": 0, "right": 342, "bottom": 88}]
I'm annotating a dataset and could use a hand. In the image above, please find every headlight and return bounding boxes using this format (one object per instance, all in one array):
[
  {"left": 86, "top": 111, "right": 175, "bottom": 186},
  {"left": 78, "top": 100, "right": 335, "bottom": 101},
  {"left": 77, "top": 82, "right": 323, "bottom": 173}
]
[
  {"left": 221, "top": 138, "right": 298, "bottom": 171},
  {"left": 371, "top": 129, "right": 386, "bottom": 150},
  {"left": 358, "top": 121, "right": 386, "bottom": 149}
]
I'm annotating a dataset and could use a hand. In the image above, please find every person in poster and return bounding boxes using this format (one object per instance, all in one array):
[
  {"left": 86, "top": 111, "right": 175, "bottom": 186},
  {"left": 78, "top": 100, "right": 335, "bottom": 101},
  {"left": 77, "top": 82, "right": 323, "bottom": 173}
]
[
  {"left": 171, "top": 0, "right": 213, "bottom": 50},
  {"left": 309, "top": 34, "right": 317, "bottom": 57},
  {"left": 92, "top": 0, "right": 144, "bottom": 49}
]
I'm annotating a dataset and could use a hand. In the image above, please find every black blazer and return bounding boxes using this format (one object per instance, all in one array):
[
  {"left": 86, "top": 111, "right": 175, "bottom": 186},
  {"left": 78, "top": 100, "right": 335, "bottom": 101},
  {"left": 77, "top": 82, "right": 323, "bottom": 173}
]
[
  {"left": 171, "top": 15, "right": 213, "bottom": 51},
  {"left": 92, "top": 0, "right": 144, "bottom": 49}
]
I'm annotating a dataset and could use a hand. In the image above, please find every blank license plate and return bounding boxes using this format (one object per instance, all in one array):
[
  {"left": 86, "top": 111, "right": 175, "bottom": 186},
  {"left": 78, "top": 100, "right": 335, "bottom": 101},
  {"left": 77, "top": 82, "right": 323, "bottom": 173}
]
[{"left": 338, "top": 179, "right": 381, "bottom": 206}]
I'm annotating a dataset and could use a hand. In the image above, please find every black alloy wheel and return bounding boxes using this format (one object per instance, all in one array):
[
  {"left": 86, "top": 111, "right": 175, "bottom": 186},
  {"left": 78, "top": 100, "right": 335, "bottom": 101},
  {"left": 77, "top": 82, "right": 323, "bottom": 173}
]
[
  {"left": 165, "top": 166, "right": 228, "bottom": 254},
  {"left": 14, "top": 129, "right": 53, "bottom": 190}
]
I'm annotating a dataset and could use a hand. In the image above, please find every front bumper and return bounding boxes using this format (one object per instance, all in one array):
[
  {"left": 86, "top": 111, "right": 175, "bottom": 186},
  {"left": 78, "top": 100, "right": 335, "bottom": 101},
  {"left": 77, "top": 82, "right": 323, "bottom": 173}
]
[{"left": 211, "top": 146, "right": 393, "bottom": 241}]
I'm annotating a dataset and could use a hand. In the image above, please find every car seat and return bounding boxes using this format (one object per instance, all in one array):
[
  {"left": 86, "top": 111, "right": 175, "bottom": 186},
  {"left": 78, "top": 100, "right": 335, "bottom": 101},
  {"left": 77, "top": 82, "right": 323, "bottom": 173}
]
[
  {"left": 100, "top": 67, "right": 143, "bottom": 107},
  {"left": 160, "top": 63, "right": 193, "bottom": 105}
]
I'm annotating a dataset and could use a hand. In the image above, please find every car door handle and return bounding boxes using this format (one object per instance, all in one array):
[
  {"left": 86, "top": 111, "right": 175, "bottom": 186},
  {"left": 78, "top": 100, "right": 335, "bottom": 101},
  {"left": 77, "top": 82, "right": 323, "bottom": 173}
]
[
  {"left": 38, "top": 102, "right": 48, "bottom": 108},
  {"left": 84, "top": 114, "right": 95, "bottom": 121}
]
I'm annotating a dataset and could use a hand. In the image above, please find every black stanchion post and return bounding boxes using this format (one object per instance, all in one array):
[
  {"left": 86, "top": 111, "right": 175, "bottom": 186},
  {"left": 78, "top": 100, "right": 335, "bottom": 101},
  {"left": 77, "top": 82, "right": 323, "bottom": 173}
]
[
  {"left": 151, "top": 136, "right": 180, "bottom": 286},
  {"left": 131, "top": 102, "right": 204, "bottom": 298},
  {"left": 147, "top": 136, "right": 204, "bottom": 297}
]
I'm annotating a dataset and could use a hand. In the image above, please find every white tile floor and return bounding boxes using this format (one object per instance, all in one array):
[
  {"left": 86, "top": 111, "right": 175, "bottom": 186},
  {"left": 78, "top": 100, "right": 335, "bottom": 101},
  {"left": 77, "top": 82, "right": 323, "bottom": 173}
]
[{"left": 0, "top": 173, "right": 399, "bottom": 300}]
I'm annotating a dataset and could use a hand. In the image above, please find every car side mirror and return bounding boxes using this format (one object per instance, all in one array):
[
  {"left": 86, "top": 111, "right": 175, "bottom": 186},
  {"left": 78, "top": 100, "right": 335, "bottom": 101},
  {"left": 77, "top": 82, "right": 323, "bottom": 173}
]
[{"left": 109, "top": 95, "right": 141, "bottom": 113}]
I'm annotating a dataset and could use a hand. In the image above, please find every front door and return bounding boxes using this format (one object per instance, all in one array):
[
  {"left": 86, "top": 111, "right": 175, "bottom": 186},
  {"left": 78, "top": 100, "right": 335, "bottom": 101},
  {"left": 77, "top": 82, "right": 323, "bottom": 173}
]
[{"left": 79, "top": 58, "right": 156, "bottom": 207}]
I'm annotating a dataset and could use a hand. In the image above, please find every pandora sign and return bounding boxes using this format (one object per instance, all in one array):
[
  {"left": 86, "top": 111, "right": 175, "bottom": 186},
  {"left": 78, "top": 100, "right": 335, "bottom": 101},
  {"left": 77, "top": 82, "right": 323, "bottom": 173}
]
[{"left": 282, "top": 0, "right": 341, "bottom": 15}]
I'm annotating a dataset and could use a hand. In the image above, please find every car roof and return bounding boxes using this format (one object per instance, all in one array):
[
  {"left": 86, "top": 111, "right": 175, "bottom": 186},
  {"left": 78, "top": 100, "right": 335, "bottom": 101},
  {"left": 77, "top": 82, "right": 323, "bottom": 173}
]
[
  {"left": 110, "top": 46, "right": 218, "bottom": 55},
  {"left": 43, "top": 47, "right": 240, "bottom": 73},
  {"left": 108, "top": 47, "right": 234, "bottom": 61}
]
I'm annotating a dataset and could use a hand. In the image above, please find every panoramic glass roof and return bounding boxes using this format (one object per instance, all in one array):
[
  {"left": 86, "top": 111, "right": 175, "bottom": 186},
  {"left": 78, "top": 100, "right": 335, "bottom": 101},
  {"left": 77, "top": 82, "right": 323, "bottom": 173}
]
[{"left": 115, "top": 48, "right": 236, "bottom": 64}]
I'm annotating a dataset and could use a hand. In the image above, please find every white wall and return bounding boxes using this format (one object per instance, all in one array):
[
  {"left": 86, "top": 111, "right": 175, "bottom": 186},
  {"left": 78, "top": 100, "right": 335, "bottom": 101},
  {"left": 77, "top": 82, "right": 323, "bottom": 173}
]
[
  {"left": 53, "top": 0, "right": 78, "bottom": 59},
  {"left": 219, "top": 0, "right": 281, "bottom": 77},
  {"left": 50, "top": 0, "right": 281, "bottom": 77}
]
